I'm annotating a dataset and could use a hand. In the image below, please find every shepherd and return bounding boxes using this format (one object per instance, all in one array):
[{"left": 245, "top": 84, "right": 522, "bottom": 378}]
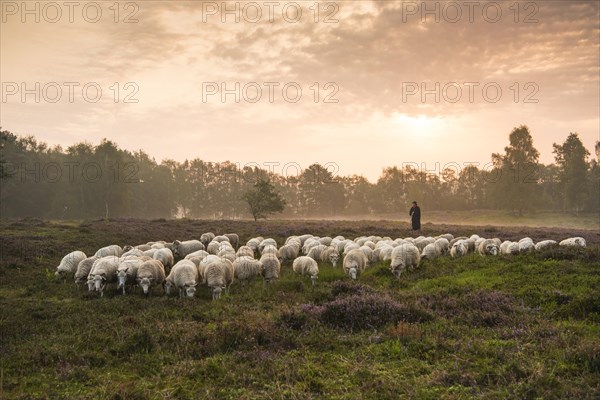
[{"left": 409, "top": 201, "right": 421, "bottom": 231}]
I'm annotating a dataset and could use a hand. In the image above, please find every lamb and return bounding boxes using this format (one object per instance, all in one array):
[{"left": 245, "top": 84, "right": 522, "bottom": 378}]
[
  {"left": 136, "top": 259, "right": 166, "bottom": 295},
  {"left": 204, "top": 259, "right": 234, "bottom": 300},
  {"left": 200, "top": 232, "right": 215, "bottom": 248},
  {"left": 55, "top": 250, "right": 87, "bottom": 277},
  {"left": 292, "top": 256, "right": 319, "bottom": 285},
  {"left": 224, "top": 233, "right": 239, "bottom": 249},
  {"left": 74, "top": 256, "right": 98, "bottom": 285},
  {"left": 477, "top": 239, "right": 499, "bottom": 256},
  {"left": 153, "top": 248, "right": 174, "bottom": 273},
  {"left": 94, "top": 245, "right": 123, "bottom": 258},
  {"left": 88, "top": 256, "right": 120, "bottom": 296},
  {"left": 343, "top": 249, "right": 368, "bottom": 280},
  {"left": 390, "top": 244, "right": 420, "bottom": 279},
  {"left": 172, "top": 240, "right": 204, "bottom": 259},
  {"left": 535, "top": 240, "right": 558, "bottom": 250},
  {"left": 116, "top": 257, "right": 144, "bottom": 295},
  {"left": 165, "top": 259, "right": 199, "bottom": 298},
  {"left": 559, "top": 237, "right": 586, "bottom": 247},
  {"left": 236, "top": 246, "right": 254, "bottom": 258},
  {"left": 260, "top": 254, "right": 281, "bottom": 283},
  {"left": 320, "top": 246, "right": 340, "bottom": 267},
  {"left": 450, "top": 241, "right": 467, "bottom": 258},
  {"left": 233, "top": 256, "right": 263, "bottom": 285}
]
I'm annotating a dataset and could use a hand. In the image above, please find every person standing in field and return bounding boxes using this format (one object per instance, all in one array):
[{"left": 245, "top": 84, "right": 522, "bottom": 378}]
[{"left": 409, "top": 201, "right": 421, "bottom": 231}]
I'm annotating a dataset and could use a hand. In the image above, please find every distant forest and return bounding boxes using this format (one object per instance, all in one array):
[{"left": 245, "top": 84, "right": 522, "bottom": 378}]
[{"left": 1, "top": 126, "right": 598, "bottom": 220}]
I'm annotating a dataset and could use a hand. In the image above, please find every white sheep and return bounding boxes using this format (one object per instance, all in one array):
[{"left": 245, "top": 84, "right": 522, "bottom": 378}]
[
  {"left": 55, "top": 250, "right": 87, "bottom": 277},
  {"left": 343, "top": 249, "right": 368, "bottom": 280},
  {"left": 74, "top": 256, "right": 98, "bottom": 285},
  {"left": 434, "top": 238, "right": 450, "bottom": 255},
  {"left": 292, "top": 256, "right": 319, "bottom": 285},
  {"left": 559, "top": 237, "right": 586, "bottom": 247},
  {"left": 116, "top": 257, "right": 144, "bottom": 295},
  {"left": 122, "top": 248, "right": 145, "bottom": 258},
  {"left": 258, "top": 238, "right": 277, "bottom": 253},
  {"left": 535, "top": 240, "right": 558, "bottom": 250},
  {"left": 261, "top": 244, "right": 279, "bottom": 258},
  {"left": 224, "top": 233, "right": 239, "bottom": 249},
  {"left": 478, "top": 239, "right": 499, "bottom": 256},
  {"left": 94, "top": 245, "right": 123, "bottom": 258},
  {"left": 278, "top": 244, "right": 300, "bottom": 263},
  {"left": 206, "top": 241, "right": 221, "bottom": 254},
  {"left": 260, "top": 254, "right": 281, "bottom": 283},
  {"left": 200, "top": 232, "right": 215, "bottom": 248},
  {"left": 518, "top": 238, "right": 535, "bottom": 253},
  {"left": 233, "top": 256, "right": 263, "bottom": 285},
  {"left": 390, "top": 244, "right": 420, "bottom": 279},
  {"left": 137, "top": 259, "right": 166, "bottom": 295},
  {"left": 450, "top": 241, "right": 467, "bottom": 258},
  {"left": 320, "top": 246, "right": 340, "bottom": 267},
  {"left": 197, "top": 254, "right": 221, "bottom": 282},
  {"left": 500, "top": 241, "right": 520, "bottom": 255},
  {"left": 246, "top": 238, "right": 262, "bottom": 252},
  {"left": 204, "top": 259, "right": 234, "bottom": 300},
  {"left": 420, "top": 243, "right": 439, "bottom": 260},
  {"left": 88, "top": 256, "right": 120, "bottom": 296},
  {"left": 307, "top": 244, "right": 327, "bottom": 261},
  {"left": 172, "top": 240, "right": 204, "bottom": 259},
  {"left": 166, "top": 259, "right": 199, "bottom": 298},
  {"left": 236, "top": 246, "right": 254, "bottom": 258},
  {"left": 185, "top": 250, "right": 210, "bottom": 260},
  {"left": 153, "top": 248, "right": 174, "bottom": 272}
]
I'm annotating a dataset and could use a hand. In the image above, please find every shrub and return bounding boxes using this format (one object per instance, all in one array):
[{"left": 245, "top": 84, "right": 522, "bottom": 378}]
[{"left": 321, "top": 293, "right": 432, "bottom": 330}]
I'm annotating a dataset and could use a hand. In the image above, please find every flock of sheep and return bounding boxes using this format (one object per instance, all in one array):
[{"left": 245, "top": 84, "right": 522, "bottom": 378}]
[{"left": 54, "top": 232, "right": 587, "bottom": 299}]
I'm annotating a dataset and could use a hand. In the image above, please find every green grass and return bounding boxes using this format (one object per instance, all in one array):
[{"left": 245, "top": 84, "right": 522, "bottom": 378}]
[{"left": 1, "top": 219, "right": 599, "bottom": 399}]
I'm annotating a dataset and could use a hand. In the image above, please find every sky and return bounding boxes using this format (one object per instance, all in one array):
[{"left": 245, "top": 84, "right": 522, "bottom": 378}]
[{"left": 1, "top": 0, "right": 599, "bottom": 182}]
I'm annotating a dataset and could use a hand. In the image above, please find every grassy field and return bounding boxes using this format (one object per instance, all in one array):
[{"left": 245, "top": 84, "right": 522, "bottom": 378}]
[{"left": 1, "top": 218, "right": 599, "bottom": 399}]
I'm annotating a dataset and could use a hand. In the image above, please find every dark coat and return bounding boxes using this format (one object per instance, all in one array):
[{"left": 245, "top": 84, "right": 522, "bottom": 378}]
[{"left": 409, "top": 205, "right": 421, "bottom": 230}]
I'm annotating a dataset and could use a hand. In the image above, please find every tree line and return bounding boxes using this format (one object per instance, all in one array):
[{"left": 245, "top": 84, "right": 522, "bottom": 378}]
[{"left": 0, "top": 126, "right": 598, "bottom": 219}]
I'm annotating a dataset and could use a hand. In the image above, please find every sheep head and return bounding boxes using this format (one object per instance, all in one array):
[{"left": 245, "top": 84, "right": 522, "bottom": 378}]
[
  {"left": 185, "top": 284, "right": 197, "bottom": 298},
  {"left": 164, "top": 280, "right": 174, "bottom": 295},
  {"left": 93, "top": 274, "right": 106, "bottom": 292},
  {"left": 348, "top": 267, "right": 358, "bottom": 280},
  {"left": 212, "top": 286, "right": 223, "bottom": 300},
  {"left": 117, "top": 270, "right": 127, "bottom": 288},
  {"left": 138, "top": 277, "right": 152, "bottom": 294},
  {"left": 310, "top": 274, "right": 318, "bottom": 286},
  {"left": 329, "top": 253, "right": 339, "bottom": 267}
]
